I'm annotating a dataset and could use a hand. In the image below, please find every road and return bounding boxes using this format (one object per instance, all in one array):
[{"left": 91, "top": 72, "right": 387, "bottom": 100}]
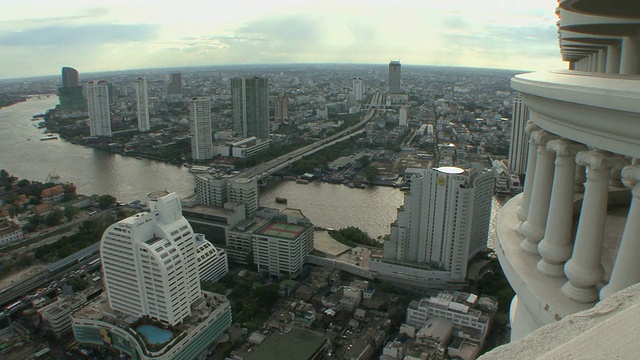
[{"left": 242, "top": 92, "right": 382, "bottom": 181}]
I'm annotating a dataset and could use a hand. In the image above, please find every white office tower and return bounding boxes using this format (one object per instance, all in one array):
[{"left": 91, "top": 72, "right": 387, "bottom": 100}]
[
  {"left": 352, "top": 77, "right": 365, "bottom": 101},
  {"left": 399, "top": 106, "right": 408, "bottom": 126},
  {"left": 374, "top": 165, "right": 493, "bottom": 284},
  {"left": 86, "top": 80, "right": 112, "bottom": 137},
  {"left": 100, "top": 191, "right": 200, "bottom": 326},
  {"left": 135, "top": 77, "right": 150, "bottom": 132},
  {"left": 480, "top": 2, "right": 640, "bottom": 359},
  {"left": 229, "top": 178, "right": 258, "bottom": 217},
  {"left": 507, "top": 92, "right": 529, "bottom": 176},
  {"left": 388, "top": 60, "right": 402, "bottom": 93},
  {"left": 195, "top": 233, "right": 228, "bottom": 282},
  {"left": 189, "top": 97, "right": 214, "bottom": 161}
]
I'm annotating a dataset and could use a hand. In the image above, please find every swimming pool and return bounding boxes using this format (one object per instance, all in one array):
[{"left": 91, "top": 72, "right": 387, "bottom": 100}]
[{"left": 136, "top": 325, "right": 173, "bottom": 345}]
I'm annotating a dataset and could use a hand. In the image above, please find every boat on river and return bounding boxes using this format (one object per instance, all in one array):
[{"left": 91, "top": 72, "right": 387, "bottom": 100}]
[
  {"left": 40, "top": 133, "right": 59, "bottom": 141},
  {"left": 275, "top": 197, "right": 288, "bottom": 204}
]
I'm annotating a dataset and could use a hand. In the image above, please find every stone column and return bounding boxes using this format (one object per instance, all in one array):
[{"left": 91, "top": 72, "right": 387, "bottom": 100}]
[
  {"left": 600, "top": 165, "right": 640, "bottom": 299},
  {"left": 518, "top": 130, "right": 558, "bottom": 254},
  {"left": 562, "top": 150, "right": 623, "bottom": 303},
  {"left": 575, "top": 164, "right": 586, "bottom": 192},
  {"left": 620, "top": 36, "right": 640, "bottom": 75},
  {"left": 606, "top": 43, "right": 621, "bottom": 74},
  {"left": 597, "top": 49, "right": 606, "bottom": 73},
  {"left": 517, "top": 122, "right": 541, "bottom": 221},
  {"left": 538, "top": 140, "right": 586, "bottom": 276},
  {"left": 609, "top": 156, "right": 628, "bottom": 188}
]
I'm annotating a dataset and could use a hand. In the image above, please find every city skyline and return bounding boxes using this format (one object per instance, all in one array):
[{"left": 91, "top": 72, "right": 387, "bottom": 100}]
[{"left": 0, "top": 0, "right": 564, "bottom": 79}]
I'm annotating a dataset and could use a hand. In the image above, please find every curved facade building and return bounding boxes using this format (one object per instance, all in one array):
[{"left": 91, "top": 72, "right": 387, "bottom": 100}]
[{"left": 494, "top": 0, "right": 640, "bottom": 342}]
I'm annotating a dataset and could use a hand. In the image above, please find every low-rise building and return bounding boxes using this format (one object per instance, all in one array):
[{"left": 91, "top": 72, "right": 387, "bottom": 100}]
[{"left": 0, "top": 217, "right": 23, "bottom": 248}]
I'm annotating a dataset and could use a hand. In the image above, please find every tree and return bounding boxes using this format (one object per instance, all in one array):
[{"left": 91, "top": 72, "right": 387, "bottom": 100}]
[
  {"left": 44, "top": 209, "right": 64, "bottom": 226},
  {"left": 64, "top": 206, "right": 80, "bottom": 221},
  {"left": 16, "top": 179, "right": 30, "bottom": 188},
  {"left": 254, "top": 284, "right": 279, "bottom": 308},
  {"left": 97, "top": 195, "right": 117, "bottom": 209}
]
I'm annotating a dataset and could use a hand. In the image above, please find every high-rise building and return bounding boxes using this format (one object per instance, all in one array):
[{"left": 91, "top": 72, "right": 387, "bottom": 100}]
[
  {"left": 388, "top": 60, "right": 402, "bottom": 94},
  {"left": 231, "top": 77, "right": 270, "bottom": 139},
  {"left": 57, "top": 66, "right": 87, "bottom": 112},
  {"left": 61, "top": 66, "right": 79, "bottom": 87},
  {"left": 507, "top": 93, "right": 529, "bottom": 176},
  {"left": 353, "top": 77, "right": 365, "bottom": 101},
  {"left": 274, "top": 93, "right": 289, "bottom": 121},
  {"left": 100, "top": 192, "right": 200, "bottom": 325},
  {"left": 399, "top": 106, "right": 408, "bottom": 126},
  {"left": 167, "top": 72, "right": 183, "bottom": 96},
  {"left": 86, "top": 80, "right": 112, "bottom": 137},
  {"left": 135, "top": 77, "right": 150, "bottom": 132},
  {"left": 482, "top": 2, "right": 640, "bottom": 357},
  {"left": 371, "top": 165, "right": 493, "bottom": 285},
  {"left": 194, "top": 174, "right": 258, "bottom": 217},
  {"left": 229, "top": 177, "right": 258, "bottom": 217},
  {"left": 189, "top": 97, "right": 213, "bottom": 161},
  {"left": 72, "top": 192, "right": 232, "bottom": 360}
]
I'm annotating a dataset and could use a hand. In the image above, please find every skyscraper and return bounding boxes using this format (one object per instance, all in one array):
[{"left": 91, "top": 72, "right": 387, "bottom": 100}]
[
  {"left": 135, "top": 77, "right": 150, "bottom": 132},
  {"left": 57, "top": 66, "right": 87, "bottom": 112},
  {"left": 167, "top": 72, "right": 183, "bottom": 96},
  {"left": 100, "top": 192, "right": 200, "bottom": 325},
  {"left": 353, "top": 77, "right": 365, "bottom": 101},
  {"left": 274, "top": 93, "right": 289, "bottom": 121},
  {"left": 371, "top": 165, "right": 494, "bottom": 285},
  {"left": 86, "top": 80, "right": 112, "bottom": 137},
  {"left": 231, "top": 77, "right": 270, "bottom": 139},
  {"left": 388, "top": 60, "right": 402, "bottom": 94},
  {"left": 189, "top": 97, "right": 213, "bottom": 161},
  {"left": 507, "top": 92, "right": 529, "bottom": 176},
  {"left": 61, "top": 67, "right": 79, "bottom": 87},
  {"left": 73, "top": 192, "right": 232, "bottom": 359}
]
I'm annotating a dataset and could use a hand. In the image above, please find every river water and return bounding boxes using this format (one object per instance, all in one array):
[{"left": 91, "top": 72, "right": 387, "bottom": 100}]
[{"left": 0, "top": 96, "right": 408, "bottom": 238}]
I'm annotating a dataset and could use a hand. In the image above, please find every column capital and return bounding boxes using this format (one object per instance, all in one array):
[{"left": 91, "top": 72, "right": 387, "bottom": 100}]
[
  {"left": 546, "top": 139, "right": 587, "bottom": 157},
  {"left": 530, "top": 130, "right": 558, "bottom": 146},
  {"left": 575, "top": 149, "right": 625, "bottom": 170},
  {"left": 622, "top": 164, "right": 640, "bottom": 189},
  {"left": 525, "top": 121, "right": 540, "bottom": 136}
]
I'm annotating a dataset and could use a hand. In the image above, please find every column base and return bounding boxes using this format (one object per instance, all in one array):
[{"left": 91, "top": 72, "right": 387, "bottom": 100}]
[
  {"left": 516, "top": 207, "right": 528, "bottom": 222},
  {"left": 537, "top": 259, "right": 566, "bottom": 277},
  {"left": 520, "top": 239, "right": 540, "bottom": 255},
  {"left": 561, "top": 281, "right": 599, "bottom": 303}
]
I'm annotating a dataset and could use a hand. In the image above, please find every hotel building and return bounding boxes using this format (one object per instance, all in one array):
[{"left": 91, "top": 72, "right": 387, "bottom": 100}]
[
  {"left": 72, "top": 191, "right": 232, "bottom": 360},
  {"left": 371, "top": 165, "right": 493, "bottom": 287}
]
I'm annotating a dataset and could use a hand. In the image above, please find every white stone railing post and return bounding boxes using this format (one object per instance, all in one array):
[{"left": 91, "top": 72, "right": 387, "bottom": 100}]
[
  {"left": 517, "top": 122, "right": 541, "bottom": 221},
  {"left": 575, "top": 165, "right": 586, "bottom": 192},
  {"left": 600, "top": 165, "right": 640, "bottom": 299},
  {"left": 518, "top": 130, "right": 558, "bottom": 254},
  {"left": 537, "top": 140, "right": 586, "bottom": 276},
  {"left": 562, "top": 150, "right": 624, "bottom": 303}
]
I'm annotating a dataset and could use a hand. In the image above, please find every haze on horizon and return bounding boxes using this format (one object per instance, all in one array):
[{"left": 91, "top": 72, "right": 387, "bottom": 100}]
[{"left": 0, "top": 0, "right": 565, "bottom": 80}]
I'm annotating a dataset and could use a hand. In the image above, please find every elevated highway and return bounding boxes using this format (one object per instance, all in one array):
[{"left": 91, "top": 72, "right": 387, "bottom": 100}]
[{"left": 242, "top": 92, "right": 382, "bottom": 181}]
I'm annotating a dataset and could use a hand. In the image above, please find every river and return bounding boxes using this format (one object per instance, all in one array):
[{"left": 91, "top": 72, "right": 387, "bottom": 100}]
[{"left": 0, "top": 96, "right": 408, "bottom": 238}]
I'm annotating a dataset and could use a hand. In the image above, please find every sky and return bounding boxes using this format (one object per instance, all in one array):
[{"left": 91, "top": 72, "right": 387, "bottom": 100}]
[{"left": 0, "top": 0, "right": 565, "bottom": 80}]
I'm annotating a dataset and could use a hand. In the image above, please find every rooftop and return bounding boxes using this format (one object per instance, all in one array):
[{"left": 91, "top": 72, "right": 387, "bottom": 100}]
[
  {"left": 244, "top": 328, "right": 326, "bottom": 360},
  {"left": 255, "top": 219, "right": 310, "bottom": 240}
]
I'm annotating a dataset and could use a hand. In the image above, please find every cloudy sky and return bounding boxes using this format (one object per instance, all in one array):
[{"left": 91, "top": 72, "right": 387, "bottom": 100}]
[{"left": 0, "top": 0, "right": 565, "bottom": 79}]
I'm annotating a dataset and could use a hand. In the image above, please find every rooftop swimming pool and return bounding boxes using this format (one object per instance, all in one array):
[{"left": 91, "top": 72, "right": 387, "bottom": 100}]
[{"left": 136, "top": 325, "right": 173, "bottom": 345}]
